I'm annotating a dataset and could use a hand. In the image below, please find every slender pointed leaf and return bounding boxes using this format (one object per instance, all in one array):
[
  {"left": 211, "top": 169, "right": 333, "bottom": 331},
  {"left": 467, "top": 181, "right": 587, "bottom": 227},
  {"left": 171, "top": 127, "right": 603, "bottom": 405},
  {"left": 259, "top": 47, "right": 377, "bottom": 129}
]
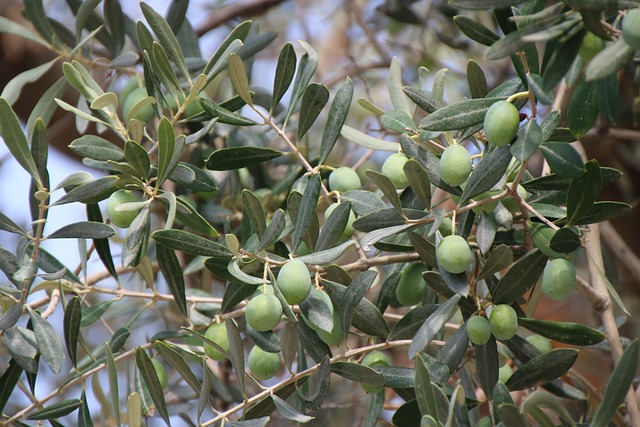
[
  {"left": 319, "top": 78, "right": 353, "bottom": 164},
  {"left": 297, "top": 83, "right": 329, "bottom": 140},
  {"left": 0, "top": 98, "right": 41, "bottom": 188},
  {"left": 156, "top": 244, "right": 187, "bottom": 318},
  {"left": 135, "top": 348, "right": 171, "bottom": 425},
  {"left": 271, "top": 42, "right": 296, "bottom": 112},
  {"left": 26, "top": 399, "right": 82, "bottom": 420},
  {"left": 408, "top": 295, "right": 461, "bottom": 359},
  {"left": 64, "top": 296, "right": 82, "bottom": 367},
  {"left": 28, "top": 308, "right": 64, "bottom": 374}
]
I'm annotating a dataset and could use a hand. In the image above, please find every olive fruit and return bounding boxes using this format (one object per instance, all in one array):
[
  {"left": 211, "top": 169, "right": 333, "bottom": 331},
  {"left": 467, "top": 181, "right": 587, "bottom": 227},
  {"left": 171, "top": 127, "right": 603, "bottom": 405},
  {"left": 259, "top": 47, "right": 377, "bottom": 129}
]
[
  {"left": 622, "top": 9, "right": 640, "bottom": 50},
  {"left": 381, "top": 153, "right": 410, "bottom": 189},
  {"left": 527, "top": 334, "right": 553, "bottom": 354},
  {"left": 151, "top": 358, "right": 169, "bottom": 390},
  {"left": 438, "top": 217, "right": 453, "bottom": 236},
  {"left": 248, "top": 346, "right": 282, "bottom": 381},
  {"left": 360, "top": 350, "right": 390, "bottom": 393},
  {"left": 579, "top": 32, "right": 605, "bottom": 60},
  {"left": 466, "top": 315, "right": 491, "bottom": 345},
  {"left": 324, "top": 203, "right": 356, "bottom": 239},
  {"left": 204, "top": 323, "right": 230, "bottom": 360},
  {"left": 106, "top": 190, "right": 139, "bottom": 228},
  {"left": 439, "top": 144, "right": 472, "bottom": 186},
  {"left": 123, "top": 86, "right": 155, "bottom": 123},
  {"left": 483, "top": 101, "right": 520, "bottom": 146},
  {"left": 489, "top": 304, "right": 518, "bottom": 340},
  {"left": 499, "top": 363, "right": 513, "bottom": 383},
  {"left": 395, "top": 263, "right": 428, "bottom": 306},
  {"left": 502, "top": 184, "right": 529, "bottom": 213},
  {"left": 436, "top": 235, "right": 473, "bottom": 274},
  {"left": 541, "top": 258, "right": 576, "bottom": 301},
  {"left": 245, "top": 293, "right": 283, "bottom": 331},
  {"left": 277, "top": 259, "right": 311, "bottom": 305},
  {"left": 329, "top": 167, "right": 361, "bottom": 192},
  {"left": 120, "top": 75, "right": 142, "bottom": 103}
]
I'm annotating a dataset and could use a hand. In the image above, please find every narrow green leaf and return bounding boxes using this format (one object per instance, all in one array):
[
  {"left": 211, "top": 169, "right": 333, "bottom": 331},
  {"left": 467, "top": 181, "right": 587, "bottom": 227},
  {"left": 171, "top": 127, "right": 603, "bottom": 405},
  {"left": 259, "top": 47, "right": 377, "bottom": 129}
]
[
  {"left": 228, "top": 259, "right": 269, "bottom": 285},
  {"left": 365, "top": 169, "right": 404, "bottom": 214},
  {"left": 228, "top": 53, "right": 253, "bottom": 106},
  {"left": 0, "top": 212, "right": 25, "bottom": 236},
  {"left": 28, "top": 308, "right": 64, "bottom": 374},
  {"left": 568, "top": 78, "right": 598, "bottom": 139},
  {"left": 206, "top": 146, "right": 283, "bottom": 171},
  {"left": 80, "top": 299, "right": 115, "bottom": 328},
  {"left": 478, "top": 244, "right": 513, "bottom": 281},
  {"left": 0, "top": 98, "right": 41, "bottom": 188},
  {"left": 586, "top": 36, "right": 634, "bottom": 82},
  {"left": 506, "top": 349, "right": 578, "bottom": 390},
  {"left": 511, "top": 119, "right": 543, "bottom": 161},
  {"left": 389, "top": 305, "right": 439, "bottom": 341},
  {"left": 204, "top": 20, "right": 251, "bottom": 75},
  {"left": 340, "top": 125, "right": 399, "bottom": 152},
  {"left": 152, "top": 229, "right": 231, "bottom": 257},
  {"left": 331, "top": 361, "right": 385, "bottom": 386},
  {"left": 52, "top": 175, "right": 116, "bottom": 206},
  {"left": 69, "top": 135, "right": 124, "bottom": 162},
  {"left": 549, "top": 227, "right": 581, "bottom": 253},
  {"left": 315, "top": 201, "right": 352, "bottom": 252},
  {"left": 566, "top": 160, "right": 602, "bottom": 226},
  {"left": 1, "top": 59, "right": 58, "bottom": 106},
  {"left": 225, "top": 319, "right": 246, "bottom": 396},
  {"left": 476, "top": 336, "right": 499, "bottom": 399},
  {"left": 420, "top": 97, "right": 505, "bottom": 132},
  {"left": 104, "top": 345, "right": 120, "bottom": 426},
  {"left": 492, "top": 249, "right": 547, "bottom": 304},
  {"left": 454, "top": 15, "right": 499, "bottom": 46},
  {"left": 297, "top": 83, "right": 329, "bottom": 140},
  {"left": 539, "top": 142, "right": 584, "bottom": 179},
  {"left": 271, "top": 42, "right": 296, "bottom": 112},
  {"left": 127, "top": 392, "right": 142, "bottom": 427},
  {"left": 285, "top": 40, "right": 318, "bottom": 123},
  {"left": 408, "top": 295, "right": 461, "bottom": 359},
  {"left": 297, "top": 319, "right": 332, "bottom": 364},
  {"left": 271, "top": 393, "right": 314, "bottom": 423},
  {"left": 0, "top": 15, "right": 49, "bottom": 47},
  {"left": 519, "top": 317, "right": 605, "bottom": 346},
  {"left": 388, "top": 57, "right": 412, "bottom": 116},
  {"left": 460, "top": 146, "right": 512, "bottom": 205},
  {"left": 403, "top": 86, "right": 441, "bottom": 114},
  {"left": 339, "top": 270, "right": 378, "bottom": 341},
  {"left": 156, "top": 118, "right": 177, "bottom": 187},
  {"left": 156, "top": 244, "right": 187, "bottom": 318},
  {"left": 320, "top": 78, "right": 354, "bottom": 164},
  {"left": 450, "top": 0, "right": 522, "bottom": 9},
  {"left": 571, "top": 201, "right": 631, "bottom": 225},
  {"left": 291, "top": 173, "right": 321, "bottom": 251},
  {"left": 121, "top": 206, "right": 151, "bottom": 268},
  {"left": 135, "top": 348, "right": 171, "bottom": 425},
  {"left": 27, "top": 398, "right": 82, "bottom": 420},
  {"left": 415, "top": 353, "right": 439, "bottom": 419},
  {"left": 141, "top": 2, "right": 189, "bottom": 82},
  {"left": 592, "top": 340, "right": 639, "bottom": 427},
  {"left": 124, "top": 140, "right": 151, "bottom": 180},
  {"left": 78, "top": 391, "right": 94, "bottom": 427},
  {"left": 257, "top": 209, "right": 286, "bottom": 252},
  {"left": 64, "top": 296, "right": 82, "bottom": 367},
  {"left": 596, "top": 73, "right": 619, "bottom": 124},
  {"left": 47, "top": 221, "right": 115, "bottom": 240},
  {"left": 467, "top": 60, "right": 488, "bottom": 98},
  {"left": 296, "top": 240, "right": 355, "bottom": 265},
  {"left": 242, "top": 190, "right": 267, "bottom": 238}
]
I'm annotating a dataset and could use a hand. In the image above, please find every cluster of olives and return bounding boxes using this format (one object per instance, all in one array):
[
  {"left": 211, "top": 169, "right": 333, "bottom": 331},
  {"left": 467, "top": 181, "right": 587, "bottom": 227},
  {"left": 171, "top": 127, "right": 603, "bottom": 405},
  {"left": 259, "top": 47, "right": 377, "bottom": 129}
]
[{"left": 466, "top": 304, "right": 518, "bottom": 345}]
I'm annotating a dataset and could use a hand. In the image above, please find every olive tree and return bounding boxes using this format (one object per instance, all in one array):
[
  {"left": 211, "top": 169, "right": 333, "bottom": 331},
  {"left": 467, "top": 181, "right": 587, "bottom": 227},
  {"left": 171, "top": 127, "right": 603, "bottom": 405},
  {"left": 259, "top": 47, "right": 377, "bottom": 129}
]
[{"left": 0, "top": 0, "right": 639, "bottom": 425}]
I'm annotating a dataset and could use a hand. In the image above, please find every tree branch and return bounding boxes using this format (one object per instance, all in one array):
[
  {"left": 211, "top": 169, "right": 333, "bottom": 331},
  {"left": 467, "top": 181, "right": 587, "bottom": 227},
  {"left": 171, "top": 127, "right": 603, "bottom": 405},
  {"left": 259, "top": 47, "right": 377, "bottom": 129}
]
[{"left": 195, "top": 0, "right": 289, "bottom": 37}]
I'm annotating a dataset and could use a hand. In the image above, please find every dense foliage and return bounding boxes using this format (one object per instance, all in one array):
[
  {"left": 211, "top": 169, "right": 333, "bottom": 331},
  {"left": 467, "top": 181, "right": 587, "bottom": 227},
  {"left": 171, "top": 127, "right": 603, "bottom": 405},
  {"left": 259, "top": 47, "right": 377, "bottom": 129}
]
[{"left": 0, "top": 0, "right": 639, "bottom": 425}]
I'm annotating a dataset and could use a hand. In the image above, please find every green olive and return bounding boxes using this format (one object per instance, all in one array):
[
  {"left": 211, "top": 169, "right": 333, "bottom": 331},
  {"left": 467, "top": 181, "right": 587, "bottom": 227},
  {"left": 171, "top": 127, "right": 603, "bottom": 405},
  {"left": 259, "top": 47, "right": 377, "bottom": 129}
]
[
  {"left": 381, "top": 153, "right": 410, "bottom": 189},
  {"left": 395, "top": 263, "right": 428, "bottom": 306},
  {"left": 277, "top": 259, "right": 311, "bottom": 305},
  {"left": 489, "top": 304, "right": 518, "bottom": 341},
  {"left": 245, "top": 293, "right": 283, "bottom": 331},
  {"left": 328, "top": 167, "right": 361, "bottom": 192},
  {"left": 106, "top": 190, "right": 139, "bottom": 228},
  {"left": 483, "top": 101, "right": 520, "bottom": 146},
  {"left": 436, "top": 235, "right": 473, "bottom": 274},
  {"left": 622, "top": 9, "right": 640, "bottom": 50},
  {"left": 541, "top": 258, "right": 576, "bottom": 301},
  {"left": 526, "top": 334, "right": 553, "bottom": 354},
  {"left": 440, "top": 144, "right": 472, "bottom": 187},
  {"left": 466, "top": 315, "right": 492, "bottom": 345},
  {"left": 579, "top": 32, "right": 605, "bottom": 60},
  {"left": 123, "top": 87, "right": 155, "bottom": 124},
  {"left": 248, "top": 346, "right": 282, "bottom": 381},
  {"left": 204, "top": 323, "right": 230, "bottom": 361},
  {"left": 360, "top": 350, "right": 390, "bottom": 394}
]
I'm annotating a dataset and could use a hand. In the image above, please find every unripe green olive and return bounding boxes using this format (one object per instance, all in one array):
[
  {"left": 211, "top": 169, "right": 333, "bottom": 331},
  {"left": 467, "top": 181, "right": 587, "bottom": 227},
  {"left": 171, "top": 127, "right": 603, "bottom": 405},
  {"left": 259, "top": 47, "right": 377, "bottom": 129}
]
[
  {"left": 579, "top": 32, "right": 605, "bottom": 60},
  {"left": 395, "top": 263, "right": 428, "bottom": 306},
  {"left": 438, "top": 217, "right": 453, "bottom": 236},
  {"left": 277, "top": 259, "right": 311, "bottom": 305},
  {"left": 245, "top": 293, "right": 283, "bottom": 331},
  {"left": 381, "top": 153, "right": 410, "bottom": 189},
  {"left": 106, "top": 190, "right": 139, "bottom": 228},
  {"left": 204, "top": 323, "right": 230, "bottom": 361},
  {"left": 120, "top": 75, "right": 142, "bottom": 103},
  {"left": 440, "top": 144, "right": 472, "bottom": 186},
  {"left": 360, "top": 350, "right": 390, "bottom": 394},
  {"left": 483, "top": 101, "right": 520, "bottom": 146},
  {"left": 466, "top": 315, "right": 492, "bottom": 345},
  {"left": 324, "top": 203, "right": 356, "bottom": 239},
  {"left": 329, "top": 167, "right": 361, "bottom": 192},
  {"left": 502, "top": 184, "right": 529, "bottom": 213},
  {"left": 541, "top": 258, "right": 576, "bottom": 301},
  {"left": 123, "top": 87, "right": 155, "bottom": 123},
  {"left": 526, "top": 334, "right": 553, "bottom": 354},
  {"left": 622, "top": 9, "right": 640, "bottom": 50},
  {"left": 151, "top": 358, "right": 169, "bottom": 390},
  {"left": 247, "top": 346, "right": 282, "bottom": 381},
  {"left": 436, "top": 235, "right": 473, "bottom": 274},
  {"left": 489, "top": 304, "right": 518, "bottom": 341}
]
